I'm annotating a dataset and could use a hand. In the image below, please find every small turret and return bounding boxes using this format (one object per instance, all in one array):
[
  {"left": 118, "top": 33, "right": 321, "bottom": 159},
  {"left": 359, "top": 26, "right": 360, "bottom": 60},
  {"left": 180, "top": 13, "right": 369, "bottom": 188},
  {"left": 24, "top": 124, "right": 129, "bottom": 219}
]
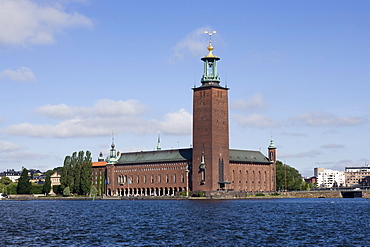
[
  {"left": 156, "top": 131, "right": 161, "bottom": 151},
  {"left": 268, "top": 139, "right": 276, "bottom": 163},
  {"left": 98, "top": 152, "right": 104, "bottom": 162}
]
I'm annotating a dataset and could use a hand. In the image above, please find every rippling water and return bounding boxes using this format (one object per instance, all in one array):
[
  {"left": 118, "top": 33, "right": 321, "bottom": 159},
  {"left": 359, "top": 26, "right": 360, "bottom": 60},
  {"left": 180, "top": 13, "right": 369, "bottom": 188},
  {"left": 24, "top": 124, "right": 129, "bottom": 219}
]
[{"left": 1, "top": 198, "right": 369, "bottom": 246}]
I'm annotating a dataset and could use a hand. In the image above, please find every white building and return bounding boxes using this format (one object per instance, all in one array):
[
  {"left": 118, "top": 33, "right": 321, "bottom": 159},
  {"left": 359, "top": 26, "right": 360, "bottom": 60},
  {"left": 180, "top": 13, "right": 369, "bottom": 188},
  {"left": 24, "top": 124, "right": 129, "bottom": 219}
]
[
  {"left": 314, "top": 168, "right": 345, "bottom": 188},
  {"left": 345, "top": 164, "right": 370, "bottom": 187}
]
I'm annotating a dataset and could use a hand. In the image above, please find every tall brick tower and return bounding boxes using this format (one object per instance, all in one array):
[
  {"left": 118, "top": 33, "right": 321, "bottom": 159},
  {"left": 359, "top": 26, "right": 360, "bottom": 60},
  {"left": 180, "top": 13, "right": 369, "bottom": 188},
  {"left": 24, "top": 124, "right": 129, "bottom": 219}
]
[{"left": 192, "top": 32, "right": 230, "bottom": 192}]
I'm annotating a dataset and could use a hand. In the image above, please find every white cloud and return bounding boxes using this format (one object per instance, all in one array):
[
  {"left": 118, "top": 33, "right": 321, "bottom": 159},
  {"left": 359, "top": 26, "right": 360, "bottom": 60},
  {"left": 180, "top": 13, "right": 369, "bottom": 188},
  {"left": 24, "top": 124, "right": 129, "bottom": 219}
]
[
  {"left": 321, "top": 144, "right": 345, "bottom": 149},
  {"left": 169, "top": 26, "right": 213, "bottom": 61},
  {"left": 0, "top": 0, "right": 93, "bottom": 47},
  {"left": 280, "top": 132, "right": 306, "bottom": 137},
  {"left": 0, "top": 140, "right": 23, "bottom": 152},
  {"left": 35, "top": 99, "right": 145, "bottom": 119},
  {"left": 291, "top": 111, "right": 367, "bottom": 127},
  {"left": 233, "top": 113, "right": 276, "bottom": 128},
  {"left": 0, "top": 67, "right": 35, "bottom": 82},
  {"left": 3, "top": 150, "right": 49, "bottom": 163},
  {"left": 3, "top": 100, "right": 191, "bottom": 138},
  {"left": 154, "top": 109, "right": 192, "bottom": 135},
  {"left": 231, "top": 93, "right": 268, "bottom": 111},
  {"left": 279, "top": 150, "right": 322, "bottom": 159}
]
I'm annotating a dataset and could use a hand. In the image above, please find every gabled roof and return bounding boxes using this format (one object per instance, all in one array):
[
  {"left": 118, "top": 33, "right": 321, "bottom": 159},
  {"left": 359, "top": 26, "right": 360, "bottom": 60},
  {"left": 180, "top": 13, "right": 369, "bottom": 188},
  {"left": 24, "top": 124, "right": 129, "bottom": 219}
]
[
  {"left": 50, "top": 171, "right": 61, "bottom": 177},
  {"left": 116, "top": 148, "right": 192, "bottom": 165},
  {"left": 229, "top": 149, "right": 271, "bottom": 164},
  {"left": 92, "top": 161, "right": 107, "bottom": 167}
]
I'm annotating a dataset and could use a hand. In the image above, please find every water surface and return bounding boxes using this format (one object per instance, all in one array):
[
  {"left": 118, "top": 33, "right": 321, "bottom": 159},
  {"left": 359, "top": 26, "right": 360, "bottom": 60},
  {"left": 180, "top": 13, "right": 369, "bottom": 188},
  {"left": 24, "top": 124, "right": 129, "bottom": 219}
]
[{"left": 1, "top": 198, "right": 369, "bottom": 246}]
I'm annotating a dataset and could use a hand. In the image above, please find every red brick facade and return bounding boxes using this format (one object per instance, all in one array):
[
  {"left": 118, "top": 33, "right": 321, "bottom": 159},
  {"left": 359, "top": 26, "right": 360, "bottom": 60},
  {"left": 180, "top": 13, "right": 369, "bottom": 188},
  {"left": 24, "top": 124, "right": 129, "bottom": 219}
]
[
  {"left": 192, "top": 86, "right": 230, "bottom": 191},
  {"left": 106, "top": 161, "right": 189, "bottom": 196}
]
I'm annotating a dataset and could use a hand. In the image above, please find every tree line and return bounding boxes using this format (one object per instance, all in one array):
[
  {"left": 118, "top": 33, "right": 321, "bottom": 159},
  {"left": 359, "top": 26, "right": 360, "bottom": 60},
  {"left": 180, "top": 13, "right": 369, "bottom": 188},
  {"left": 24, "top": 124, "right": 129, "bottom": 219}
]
[
  {"left": 60, "top": 150, "right": 92, "bottom": 196},
  {"left": 276, "top": 160, "right": 314, "bottom": 191}
]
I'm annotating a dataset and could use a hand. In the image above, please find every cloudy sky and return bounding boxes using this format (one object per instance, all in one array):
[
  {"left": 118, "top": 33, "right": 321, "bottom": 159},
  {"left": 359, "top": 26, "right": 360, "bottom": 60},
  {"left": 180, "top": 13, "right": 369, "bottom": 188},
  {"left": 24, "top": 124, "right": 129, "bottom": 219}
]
[{"left": 0, "top": 0, "right": 369, "bottom": 176}]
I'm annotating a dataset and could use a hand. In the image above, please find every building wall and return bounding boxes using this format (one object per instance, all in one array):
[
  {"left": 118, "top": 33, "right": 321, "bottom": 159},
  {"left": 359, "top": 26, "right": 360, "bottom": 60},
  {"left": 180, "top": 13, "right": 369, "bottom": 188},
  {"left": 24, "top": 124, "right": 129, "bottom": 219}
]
[
  {"left": 345, "top": 171, "right": 370, "bottom": 187},
  {"left": 230, "top": 163, "right": 274, "bottom": 192},
  {"left": 105, "top": 161, "right": 190, "bottom": 196},
  {"left": 314, "top": 168, "right": 345, "bottom": 188}
]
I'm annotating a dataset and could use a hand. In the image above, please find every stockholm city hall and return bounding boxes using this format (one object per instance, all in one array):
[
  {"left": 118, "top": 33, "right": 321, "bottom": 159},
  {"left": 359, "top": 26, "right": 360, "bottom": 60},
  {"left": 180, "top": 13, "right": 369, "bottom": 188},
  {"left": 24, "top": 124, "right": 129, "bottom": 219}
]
[{"left": 92, "top": 33, "right": 277, "bottom": 196}]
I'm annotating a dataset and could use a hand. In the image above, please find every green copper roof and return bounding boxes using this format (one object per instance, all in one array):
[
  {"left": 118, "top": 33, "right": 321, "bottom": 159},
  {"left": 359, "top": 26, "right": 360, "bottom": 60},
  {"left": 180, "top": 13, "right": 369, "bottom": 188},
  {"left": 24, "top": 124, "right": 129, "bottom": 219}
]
[
  {"left": 268, "top": 139, "right": 276, "bottom": 149},
  {"left": 115, "top": 148, "right": 270, "bottom": 165},
  {"left": 229, "top": 149, "right": 271, "bottom": 164},
  {"left": 116, "top": 148, "right": 192, "bottom": 164}
]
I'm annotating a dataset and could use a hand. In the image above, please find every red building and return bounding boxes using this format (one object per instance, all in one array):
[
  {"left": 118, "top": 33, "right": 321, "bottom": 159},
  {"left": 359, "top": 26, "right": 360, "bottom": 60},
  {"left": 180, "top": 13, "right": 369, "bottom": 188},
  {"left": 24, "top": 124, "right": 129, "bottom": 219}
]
[{"left": 92, "top": 37, "right": 276, "bottom": 196}]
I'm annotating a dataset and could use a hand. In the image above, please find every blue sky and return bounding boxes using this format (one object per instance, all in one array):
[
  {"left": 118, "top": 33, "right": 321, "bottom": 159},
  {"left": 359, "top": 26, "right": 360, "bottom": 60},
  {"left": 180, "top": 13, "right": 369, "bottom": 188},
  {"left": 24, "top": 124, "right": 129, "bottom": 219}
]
[{"left": 0, "top": 0, "right": 369, "bottom": 176}]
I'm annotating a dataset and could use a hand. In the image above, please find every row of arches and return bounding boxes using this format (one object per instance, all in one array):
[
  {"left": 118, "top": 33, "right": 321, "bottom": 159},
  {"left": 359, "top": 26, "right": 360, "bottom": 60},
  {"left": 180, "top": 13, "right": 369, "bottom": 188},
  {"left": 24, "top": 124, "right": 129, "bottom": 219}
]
[
  {"left": 117, "top": 173, "right": 185, "bottom": 185},
  {"left": 107, "top": 187, "right": 187, "bottom": 197}
]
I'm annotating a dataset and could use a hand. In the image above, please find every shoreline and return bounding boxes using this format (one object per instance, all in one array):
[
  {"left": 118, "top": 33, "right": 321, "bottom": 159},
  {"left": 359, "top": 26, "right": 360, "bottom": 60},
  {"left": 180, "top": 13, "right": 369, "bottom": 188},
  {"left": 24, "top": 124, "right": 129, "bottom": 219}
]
[{"left": 3, "top": 189, "right": 368, "bottom": 200}]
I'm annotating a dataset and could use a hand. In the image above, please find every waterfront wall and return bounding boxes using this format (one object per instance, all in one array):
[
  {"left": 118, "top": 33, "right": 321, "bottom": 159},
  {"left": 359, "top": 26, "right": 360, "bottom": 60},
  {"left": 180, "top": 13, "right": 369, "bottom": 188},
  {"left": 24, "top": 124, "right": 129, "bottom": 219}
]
[
  {"left": 287, "top": 191, "right": 342, "bottom": 198},
  {"left": 204, "top": 190, "right": 349, "bottom": 198}
]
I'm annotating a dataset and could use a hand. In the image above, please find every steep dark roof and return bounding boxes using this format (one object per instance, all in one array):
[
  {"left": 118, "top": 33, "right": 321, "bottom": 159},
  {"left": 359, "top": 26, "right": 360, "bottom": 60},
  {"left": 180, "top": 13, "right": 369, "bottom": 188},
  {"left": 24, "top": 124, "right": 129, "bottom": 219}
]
[
  {"left": 115, "top": 148, "right": 270, "bottom": 165},
  {"left": 116, "top": 148, "right": 192, "bottom": 165},
  {"left": 229, "top": 149, "right": 271, "bottom": 164}
]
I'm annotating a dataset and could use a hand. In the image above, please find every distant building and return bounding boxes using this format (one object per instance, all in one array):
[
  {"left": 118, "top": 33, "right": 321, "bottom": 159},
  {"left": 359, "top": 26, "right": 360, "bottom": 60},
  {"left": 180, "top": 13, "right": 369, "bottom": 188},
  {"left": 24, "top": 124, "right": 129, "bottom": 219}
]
[
  {"left": 314, "top": 168, "right": 345, "bottom": 188},
  {"left": 50, "top": 171, "right": 61, "bottom": 186},
  {"left": 345, "top": 164, "right": 370, "bottom": 188},
  {"left": 304, "top": 177, "right": 317, "bottom": 185},
  {"left": 0, "top": 169, "right": 22, "bottom": 182}
]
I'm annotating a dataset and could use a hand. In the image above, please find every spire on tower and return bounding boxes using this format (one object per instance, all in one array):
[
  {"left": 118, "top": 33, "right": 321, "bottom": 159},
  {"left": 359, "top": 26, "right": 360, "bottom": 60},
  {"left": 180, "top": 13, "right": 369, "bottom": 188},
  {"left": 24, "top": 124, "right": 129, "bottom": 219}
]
[
  {"left": 156, "top": 131, "right": 161, "bottom": 151},
  {"left": 110, "top": 131, "right": 117, "bottom": 158},
  {"left": 201, "top": 31, "right": 220, "bottom": 85}
]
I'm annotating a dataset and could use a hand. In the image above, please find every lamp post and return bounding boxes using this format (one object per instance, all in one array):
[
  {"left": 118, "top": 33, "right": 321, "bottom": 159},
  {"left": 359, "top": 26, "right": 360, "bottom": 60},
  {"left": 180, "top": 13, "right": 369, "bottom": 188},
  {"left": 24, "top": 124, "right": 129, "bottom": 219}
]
[{"left": 185, "top": 164, "right": 190, "bottom": 197}]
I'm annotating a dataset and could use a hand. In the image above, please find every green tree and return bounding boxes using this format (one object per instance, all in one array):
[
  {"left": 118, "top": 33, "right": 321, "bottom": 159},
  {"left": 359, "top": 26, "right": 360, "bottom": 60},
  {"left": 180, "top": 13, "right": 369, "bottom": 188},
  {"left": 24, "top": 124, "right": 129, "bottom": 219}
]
[
  {"left": 61, "top": 150, "right": 92, "bottom": 195},
  {"left": 97, "top": 172, "right": 101, "bottom": 196},
  {"left": 42, "top": 175, "right": 52, "bottom": 195},
  {"left": 17, "top": 168, "right": 32, "bottom": 194},
  {"left": 31, "top": 184, "right": 43, "bottom": 194},
  {"left": 0, "top": 177, "right": 13, "bottom": 195},
  {"left": 276, "top": 161, "right": 308, "bottom": 191},
  {"left": 63, "top": 186, "right": 70, "bottom": 197},
  {"left": 0, "top": 177, "right": 12, "bottom": 185},
  {"left": 44, "top": 167, "right": 63, "bottom": 177},
  {"left": 53, "top": 185, "right": 63, "bottom": 194},
  {"left": 91, "top": 186, "right": 98, "bottom": 197},
  {"left": 100, "top": 172, "right": 105, "bottom": 196},
  {"left": 61, "top": 155, "right": 72, "bottom": 189},
  {"left": 80, "top": 151, "right": 92, "bottom": 195},
  {"left": 7, "top": 183, "right": 17, "bottom": 195}
]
